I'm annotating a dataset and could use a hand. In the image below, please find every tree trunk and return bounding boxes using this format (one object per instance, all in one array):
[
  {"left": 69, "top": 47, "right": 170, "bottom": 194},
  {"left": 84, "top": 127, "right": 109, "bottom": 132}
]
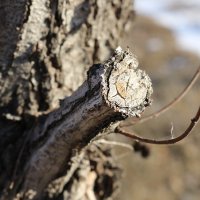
[{"left": 0, "top": 0, "right": 152, "bottom": 199}]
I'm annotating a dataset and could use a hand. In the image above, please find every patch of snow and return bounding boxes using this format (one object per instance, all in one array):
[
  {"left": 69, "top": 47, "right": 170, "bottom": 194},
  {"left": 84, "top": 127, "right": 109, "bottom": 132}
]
[{"left": 134, "top": 0, "right": 200, "bottom": 56}]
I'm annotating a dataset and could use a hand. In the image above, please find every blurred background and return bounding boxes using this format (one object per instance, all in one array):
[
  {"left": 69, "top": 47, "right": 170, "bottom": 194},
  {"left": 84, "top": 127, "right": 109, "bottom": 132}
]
[{"left": 115, "top": 0, "right": 200, "bottom": 199}]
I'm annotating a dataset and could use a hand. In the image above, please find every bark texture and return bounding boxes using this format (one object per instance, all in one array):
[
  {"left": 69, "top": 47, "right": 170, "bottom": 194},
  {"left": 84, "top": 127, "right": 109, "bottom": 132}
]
[
  {"left": 0, "top": 0, "right": 152, "bottom": 199},
  {"left": 0, "top": 0, "right": 132, "bottom": 117},
  {"left": 1, "top": 47, "right": 152, "bottom": 199}
]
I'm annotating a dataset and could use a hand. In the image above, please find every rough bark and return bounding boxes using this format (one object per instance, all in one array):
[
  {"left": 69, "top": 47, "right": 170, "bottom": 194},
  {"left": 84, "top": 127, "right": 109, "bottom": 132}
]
[
  {"left": 1, "top": 47, "right": 152, "bottom": 199},
  {"left": 0, "top": 0, "right": 132, "bottom": 117},
  {"left": 0, "top": 0, "right": 152, "bottom": 199}
]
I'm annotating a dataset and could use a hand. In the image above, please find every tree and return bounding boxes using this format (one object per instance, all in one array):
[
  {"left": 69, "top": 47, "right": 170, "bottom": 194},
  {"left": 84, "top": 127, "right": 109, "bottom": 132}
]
[
  {"left": 0, "top": 0, "right": 136, "bottom": 199},
  {"left": 0, "top": 1, "right": 199, "bottom": 200}
]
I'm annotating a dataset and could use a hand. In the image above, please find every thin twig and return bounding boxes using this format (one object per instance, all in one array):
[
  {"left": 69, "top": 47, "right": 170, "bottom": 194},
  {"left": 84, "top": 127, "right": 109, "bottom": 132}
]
[
  {"left": 115, "top": 152, "right": 130, "bottom": 160},
  {"left": 170, "top": 122, "right": 174, "bottom": 139},
  {"left": 116, "top": 106, "right": 200, "bottom": 145},
  {"left": 95, "top": 139, "right": 138, "bottom": 160},
  {"left": 95, "top": 139, "right": 133, "bottom": 150},
  {"left": 122, "top": 66, "right": 200, "bottom": 127}
]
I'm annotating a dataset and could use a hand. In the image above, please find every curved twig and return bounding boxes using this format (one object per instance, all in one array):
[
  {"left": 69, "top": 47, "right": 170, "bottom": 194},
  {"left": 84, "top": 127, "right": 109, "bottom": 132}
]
[
  {"left": 116, "top": 106, "right": 200, "bottom": 145},
  {"left": 122, "top": 66, "right": 200, "bottom": 127}
]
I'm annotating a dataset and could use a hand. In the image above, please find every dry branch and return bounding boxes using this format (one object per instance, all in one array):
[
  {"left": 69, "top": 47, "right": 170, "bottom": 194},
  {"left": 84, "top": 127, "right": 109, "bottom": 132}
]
[
  {"left": 8, "top": 47, "right": 152, "bottom": 199},
  {"left": 116, "top": 106, "right": 200, "bottom": 144}
]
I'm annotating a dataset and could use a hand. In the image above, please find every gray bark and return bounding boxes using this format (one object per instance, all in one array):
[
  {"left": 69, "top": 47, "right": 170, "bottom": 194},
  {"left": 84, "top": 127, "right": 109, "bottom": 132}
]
[
  {"left": 19, "top": 47, "right": 152, "bottom": 198},
  {"left": 1, "top": 47, "right": 152, "bottom": 199},
  {"left": 0, "top": 0, "right": 153, "bottom": 199},
  {"left": 0, "top": 0, "right": 132, "bottom": 117}
]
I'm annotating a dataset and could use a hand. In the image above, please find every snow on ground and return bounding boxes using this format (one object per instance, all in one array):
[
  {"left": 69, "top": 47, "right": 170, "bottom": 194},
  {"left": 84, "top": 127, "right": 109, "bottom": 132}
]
[{"left": 134, "top": 0, "right": 200, "bottom": 56}]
